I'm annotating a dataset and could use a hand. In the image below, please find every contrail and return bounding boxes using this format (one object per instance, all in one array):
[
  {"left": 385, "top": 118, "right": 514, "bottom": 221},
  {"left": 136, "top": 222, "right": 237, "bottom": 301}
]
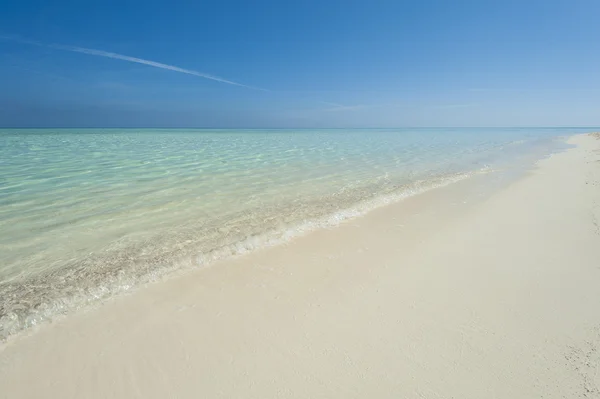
[{"left": 0, "top": 35, "right": 266, "bottom": 91}]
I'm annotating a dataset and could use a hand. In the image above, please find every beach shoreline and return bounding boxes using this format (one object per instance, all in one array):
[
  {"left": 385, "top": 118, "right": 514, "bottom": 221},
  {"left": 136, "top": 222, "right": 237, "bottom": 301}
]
[
  {"left": 4, "top": 128, "right": 571, "bottom": 341},
  {"left": 1, "top": 133, "right": 599, "bottom": 398}
]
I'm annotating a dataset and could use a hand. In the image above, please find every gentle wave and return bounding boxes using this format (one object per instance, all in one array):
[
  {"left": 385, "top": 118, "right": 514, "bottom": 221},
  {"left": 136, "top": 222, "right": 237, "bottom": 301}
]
[
  {"left": 0, "top": 127, "right": 580, "bottom": 341},
  {"left": 0, "top": 170, "right": 483, "bottom": 340}
]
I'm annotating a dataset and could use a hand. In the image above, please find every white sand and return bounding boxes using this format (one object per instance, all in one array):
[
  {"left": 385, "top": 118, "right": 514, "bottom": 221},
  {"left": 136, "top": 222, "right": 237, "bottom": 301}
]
[{"left": 1, "top": 134, "right": 599, "bottom": 399}]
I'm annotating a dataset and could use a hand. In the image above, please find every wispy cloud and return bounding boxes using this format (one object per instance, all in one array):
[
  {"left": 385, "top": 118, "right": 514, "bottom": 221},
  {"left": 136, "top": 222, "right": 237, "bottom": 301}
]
[
  {"left": 320, "top": 101, "right": 410, "bottom": 112},
  {"left": 0, "top": 34, "right": 266, "bottom": 91},
  {"left": 468, "top": 88, "right": 525, "bottom": 93},
  {"left": 432, "top": 103, "right": 479, "bottom": 109},
  {"left": 0, "top": 35, "right": 41, "bottom": 46},
  {"left": 320, "top": 101, "right": 345, "bottom": 107},
  {"left": 321, "top": 101, "right": 371, "bottom": 112}
]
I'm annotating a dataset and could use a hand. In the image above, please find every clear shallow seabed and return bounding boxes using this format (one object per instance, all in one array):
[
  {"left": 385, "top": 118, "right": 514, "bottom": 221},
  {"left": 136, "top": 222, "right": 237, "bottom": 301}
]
[{"left": 0, "top": 128, "right": 587, "bottom": 339}]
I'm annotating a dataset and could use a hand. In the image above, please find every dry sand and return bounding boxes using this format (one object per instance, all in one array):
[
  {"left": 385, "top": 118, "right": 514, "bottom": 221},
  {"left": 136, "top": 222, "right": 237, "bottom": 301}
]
[{"left": 1, "top": 134, "right": 599, "bottom": 398}]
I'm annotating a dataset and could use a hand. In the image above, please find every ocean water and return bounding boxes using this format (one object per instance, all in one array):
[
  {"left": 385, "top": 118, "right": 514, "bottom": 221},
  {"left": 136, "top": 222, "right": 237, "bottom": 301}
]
[{"left": 0, "top": 128, "right": 586, "bottom": 339}]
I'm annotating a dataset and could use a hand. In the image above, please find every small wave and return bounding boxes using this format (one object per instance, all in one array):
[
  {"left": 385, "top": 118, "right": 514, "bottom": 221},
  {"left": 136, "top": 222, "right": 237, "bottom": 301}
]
[
  {"left": 194, "top": 169, "right": 488, "bottom": 265},
  {"left": 0, "top": 169, "right": 487, "bottom": 342}
]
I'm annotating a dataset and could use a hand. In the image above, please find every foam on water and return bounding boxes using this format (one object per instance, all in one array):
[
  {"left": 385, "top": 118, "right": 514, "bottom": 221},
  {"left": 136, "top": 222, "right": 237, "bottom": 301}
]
[{"left": 0, "top": 128, "right": 583, "bottom": 340}]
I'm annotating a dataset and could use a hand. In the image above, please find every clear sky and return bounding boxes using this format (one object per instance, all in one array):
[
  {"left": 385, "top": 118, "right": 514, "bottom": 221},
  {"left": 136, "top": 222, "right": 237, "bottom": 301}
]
[{"left": 1, "top": 0, "right": 599, "bottom": 128}]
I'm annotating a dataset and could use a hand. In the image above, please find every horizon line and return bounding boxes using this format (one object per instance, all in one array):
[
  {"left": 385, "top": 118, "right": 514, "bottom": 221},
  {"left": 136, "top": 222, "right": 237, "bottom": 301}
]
[{"left": 1, "top": 126, "right": 599, "bottom": 130}]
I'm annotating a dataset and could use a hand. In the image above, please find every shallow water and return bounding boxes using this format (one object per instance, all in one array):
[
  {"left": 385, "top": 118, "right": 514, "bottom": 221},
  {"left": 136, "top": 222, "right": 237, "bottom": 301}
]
[{"left": 0, "top": 127, "right": 587, "bottom": 338}]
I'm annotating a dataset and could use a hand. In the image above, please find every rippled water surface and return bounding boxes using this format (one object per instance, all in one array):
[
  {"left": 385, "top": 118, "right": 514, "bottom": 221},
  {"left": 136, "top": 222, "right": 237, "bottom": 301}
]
[{"left": 0, "top": 128, "right": 586, "bottom": 338}]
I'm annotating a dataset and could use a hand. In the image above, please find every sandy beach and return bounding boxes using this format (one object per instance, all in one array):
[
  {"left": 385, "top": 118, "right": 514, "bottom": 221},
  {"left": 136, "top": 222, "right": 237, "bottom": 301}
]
[{"left": 1, "top": 133, "right": 599, "bottom": 398}]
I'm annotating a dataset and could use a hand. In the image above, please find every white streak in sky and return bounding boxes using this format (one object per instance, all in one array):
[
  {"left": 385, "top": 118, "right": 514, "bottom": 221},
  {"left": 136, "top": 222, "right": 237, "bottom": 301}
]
[
  {"left": 321, "top": 101, "right": 369, "bottom": 112},
  {"left": 432, "top": 103, "right": 479, "bottom": 109},
  {"left": 0, "top": 35, "right": 266, "bottom": 91},
  {"left": 320, "top": 101, "right": 345, "bottom": 107}
]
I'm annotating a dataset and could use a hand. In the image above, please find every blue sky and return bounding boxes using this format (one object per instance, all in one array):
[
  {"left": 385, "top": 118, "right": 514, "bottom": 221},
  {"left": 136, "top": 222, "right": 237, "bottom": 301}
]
[{"left": 1, "top": 0, "right": 599, "bottom": 128}]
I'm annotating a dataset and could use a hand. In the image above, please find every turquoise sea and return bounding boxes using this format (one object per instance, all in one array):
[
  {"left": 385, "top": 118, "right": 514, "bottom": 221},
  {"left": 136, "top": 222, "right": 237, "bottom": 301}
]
[{"left": 0, "top": 128, "right": 590, "bottom": 339}]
